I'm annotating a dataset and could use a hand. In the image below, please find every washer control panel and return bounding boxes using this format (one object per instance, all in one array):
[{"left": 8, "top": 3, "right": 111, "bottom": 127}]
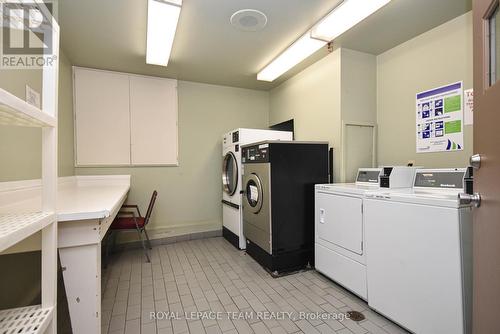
[
  {"left": 242, "top": 143, "right": 269, "bottom": 163},
  {"left": 232, "top": 131, "right": 239, "bottom": 143}
]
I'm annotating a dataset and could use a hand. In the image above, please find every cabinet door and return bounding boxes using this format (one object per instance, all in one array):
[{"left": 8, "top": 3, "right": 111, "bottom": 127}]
[
  {"left": 129, "top": 76, "right": 178, "bottom": 165},
  {"left": 74, "top": 68, "right": 131, "bottom": 166}
]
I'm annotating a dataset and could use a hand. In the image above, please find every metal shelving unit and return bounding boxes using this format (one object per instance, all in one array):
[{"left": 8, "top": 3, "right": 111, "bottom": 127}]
[{"left": 0, "top": 1, "right": 60, "bottom": 333}]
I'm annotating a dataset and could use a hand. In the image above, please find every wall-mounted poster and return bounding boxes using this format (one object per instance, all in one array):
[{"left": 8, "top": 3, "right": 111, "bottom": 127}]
[
  {"left": 464, "top": 88, "right": 473, "bottom": 125},
  {"left": 416, "top": 82, "right": 464, "bottom": 153}
]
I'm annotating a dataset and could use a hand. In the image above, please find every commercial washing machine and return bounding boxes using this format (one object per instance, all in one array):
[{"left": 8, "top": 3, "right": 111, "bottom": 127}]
[
  {"left": 222, "top": 128, "right": 292, "bottom": 249},
  {"left": 241, "top": 141, "right": 329, "bottom": 275}
]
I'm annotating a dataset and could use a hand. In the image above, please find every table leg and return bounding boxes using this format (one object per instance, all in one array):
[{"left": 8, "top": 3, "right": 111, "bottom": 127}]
[{"left": 59, "top": 243, "right": 101, "bottom": 334}]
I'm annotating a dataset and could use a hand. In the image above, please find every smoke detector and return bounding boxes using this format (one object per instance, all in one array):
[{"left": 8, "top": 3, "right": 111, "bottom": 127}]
[{"left": 230, "top": 9, "right": 267, "bottom": 32}]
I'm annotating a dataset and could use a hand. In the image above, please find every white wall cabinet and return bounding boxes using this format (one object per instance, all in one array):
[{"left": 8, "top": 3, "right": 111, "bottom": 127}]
[
  {"left": 129, "top": 76, "right": 178, "bottom": 165},
  {"left": 74, "top": 69, "right": 131, "bottom": 165},
  {"left": 73, "top": 67, "right": 178, "bottom": 167}
]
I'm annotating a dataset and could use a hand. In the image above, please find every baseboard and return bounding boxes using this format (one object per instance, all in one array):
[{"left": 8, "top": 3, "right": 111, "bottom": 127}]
[
  {"left": 222, "top": 226, "right": 241, "bottom": 250},
  {"left": 110, "top": 228, "right": 222, "bottom": 251},
  {"left": 114, "top": 220, "right": 221, "bottom": 242}
]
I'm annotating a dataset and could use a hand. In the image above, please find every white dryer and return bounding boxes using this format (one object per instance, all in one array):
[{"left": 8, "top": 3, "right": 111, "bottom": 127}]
[
  {"left": 315, "top": 166, "right": 417, "bottom": 300},
  {"left": 222, "top": 128, "right": 292, "bottom": 249},
  {"left": 364, "top": 168, "right": 472, "bottom": 334}
]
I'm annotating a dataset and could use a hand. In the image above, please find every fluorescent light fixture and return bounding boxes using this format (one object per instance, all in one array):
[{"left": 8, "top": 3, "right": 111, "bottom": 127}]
[
  {"left": 146, "top": 0, "right": 182, "bottom": 66},
  {"left": 257, "top": 33, "right": 326, "bottom": 82},
  {"left": 257, "top": 0, "right": 391, "bottom": 81},
  {"left": 311, "top": 0, "right": 391, "bottom": 41}
]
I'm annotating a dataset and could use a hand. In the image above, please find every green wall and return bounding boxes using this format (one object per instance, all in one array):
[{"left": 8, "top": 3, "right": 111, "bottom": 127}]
[
  {"left": 269, "top": 12, "right": 473, "bottom": 179},
  {"left": 0, "top": 69, "right": 42, "bottom": 181},
  {"left": 0, "top": 51, "right": 75, "bottom": 181},
  {"left": 341, "top": 49, "right": 377, "bottom": 125},
  {"left": 58, "top": 53, "right": 76, "bottom": 177},
  {"left": 76, "top": 80, "right": 269, "bottom": 241},
  {"left": 0, "top": 51, "right": 74, "bottom": 310},
  {"left": 269, "top": 48, "right": 377, "bottom": 182},
  {"left": 269, "top": 49, "right": 342, "bottom": 181},
  {"left": 377, "top": 12, "right": 473, "bottom": 168}
]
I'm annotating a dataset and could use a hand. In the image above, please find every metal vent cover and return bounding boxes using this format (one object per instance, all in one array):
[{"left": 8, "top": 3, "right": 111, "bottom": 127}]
[{"left": 230, "top": 9, "right": 267, "bottom": 32}]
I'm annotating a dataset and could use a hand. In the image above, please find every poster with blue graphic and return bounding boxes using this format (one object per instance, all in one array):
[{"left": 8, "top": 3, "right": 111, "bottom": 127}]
[{"left": 416, "top": 82, "right": 464, "bottom": 153}]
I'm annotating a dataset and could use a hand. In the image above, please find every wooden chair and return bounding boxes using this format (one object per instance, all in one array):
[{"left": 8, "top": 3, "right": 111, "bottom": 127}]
[{"left": 109, "top": 190, "right": 158, "bottom": 262}]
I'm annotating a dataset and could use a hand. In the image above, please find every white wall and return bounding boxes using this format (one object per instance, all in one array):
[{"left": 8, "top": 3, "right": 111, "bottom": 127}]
[{"left": 377, "top": 12, "right": 473, "bottom": 168}]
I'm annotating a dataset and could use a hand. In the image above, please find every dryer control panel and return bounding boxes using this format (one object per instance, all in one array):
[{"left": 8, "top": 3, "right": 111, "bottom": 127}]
[
  {"left": 379, "top": 166, "right": 418, "bottom": 189},
  {"left": 242, "top": 143, "right": 269, "bottom": 163},
  {"left": 356, "top": 168, "right": 382, "bottom": 184},
  {"left": 413, "top": 168, "right": 466, "bottom": 189}
]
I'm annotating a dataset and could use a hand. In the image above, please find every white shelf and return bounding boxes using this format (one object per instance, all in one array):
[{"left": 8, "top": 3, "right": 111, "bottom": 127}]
[
  {"left": 0, "top": 305, "right": 54, "bottom": 334},
  {"left": 0, "top": 88, "right": 56, "bottom": 128},
  {"left": 0, "top": 212, "right": 56, "bottom": 253}
]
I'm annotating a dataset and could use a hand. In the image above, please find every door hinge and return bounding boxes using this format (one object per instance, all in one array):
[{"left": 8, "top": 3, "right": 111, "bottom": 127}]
[
  {"left": 361, "top": 241, "right": 363, "bottom": 251},
  {"left": 361, "top": 203, "right": 364, "bottom": 213}
]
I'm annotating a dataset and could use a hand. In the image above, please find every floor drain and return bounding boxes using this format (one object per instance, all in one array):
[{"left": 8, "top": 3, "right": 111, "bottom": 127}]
[{"left": 347, "top": 311, "right": 365, "bottom": 322}]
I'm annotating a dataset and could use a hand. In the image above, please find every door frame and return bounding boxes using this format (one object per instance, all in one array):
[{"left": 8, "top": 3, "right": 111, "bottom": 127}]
[{"left": 341, "top": 121, "right": 378, "bottom": 182}]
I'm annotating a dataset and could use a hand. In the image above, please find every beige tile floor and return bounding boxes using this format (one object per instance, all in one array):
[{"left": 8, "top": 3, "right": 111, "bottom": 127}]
[{"left": 101, "top": 237, "right": 409, "bottom": 334}]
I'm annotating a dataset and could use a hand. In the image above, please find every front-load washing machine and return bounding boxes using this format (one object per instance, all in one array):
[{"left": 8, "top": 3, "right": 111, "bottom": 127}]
[
  {"left": 241, "top": 141, "right": 329, "bottom": 275},
  {"left": 314, "top": 166, "right": 417, "bottom": 300},
  {"left": 222, "top": 128, "right": 292, "bottom": 249},
  {"left": 364, "top": 168, "right": 472, "bottom": 334}
]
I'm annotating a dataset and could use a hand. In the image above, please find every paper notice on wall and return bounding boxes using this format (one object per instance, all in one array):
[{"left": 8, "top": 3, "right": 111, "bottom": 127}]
[
  {"left": 249, "top": 185, "right": 258, "bottom": 202},
  {"left": 464, "top": 88, "right": 473, "bottom": 125},
  {"left": 416, "top": 82, "right": 464, "bottom": 153},
  {"left": 25, "top": 85, "right": 41, "bottom": 109}
]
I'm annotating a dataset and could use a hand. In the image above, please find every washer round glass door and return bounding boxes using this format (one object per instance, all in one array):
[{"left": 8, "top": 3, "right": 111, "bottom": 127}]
[
  {"left": 245, "top": 173, "right": 264, "bottom": 214},
  {"left": 222, "top": 152, "right": 238, "bottom": 196}
]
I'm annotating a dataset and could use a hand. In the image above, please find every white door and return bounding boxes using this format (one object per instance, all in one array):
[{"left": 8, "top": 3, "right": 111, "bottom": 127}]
[{"left": 316, "top": 192, "right": 363, "bottom": 254}]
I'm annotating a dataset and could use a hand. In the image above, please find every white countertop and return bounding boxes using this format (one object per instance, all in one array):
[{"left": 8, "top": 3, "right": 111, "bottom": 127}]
[
  {"left": 58, "top": 182, "right": 129, "bottom": 221},
  {"left": 0, "top": 175, "right": 130, "bottom": 222}
]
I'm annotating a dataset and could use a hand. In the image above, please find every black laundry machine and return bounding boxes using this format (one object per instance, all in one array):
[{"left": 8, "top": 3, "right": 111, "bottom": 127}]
[{"left": 241, "top": 141, "right": 329, "bottom": 275}]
